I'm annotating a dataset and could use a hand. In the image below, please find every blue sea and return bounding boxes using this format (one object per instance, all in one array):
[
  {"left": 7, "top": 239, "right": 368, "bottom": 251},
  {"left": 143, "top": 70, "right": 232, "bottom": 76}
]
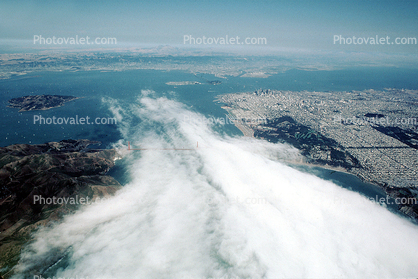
[
  {"left": 2, "top": 67, "right": 418, "bottom": 147},
  {"left": 1, "top": 66, "right": 411, "bottom": 210},
  {"left": 5, "top": 67, "right": 418, "bottom": 278}
]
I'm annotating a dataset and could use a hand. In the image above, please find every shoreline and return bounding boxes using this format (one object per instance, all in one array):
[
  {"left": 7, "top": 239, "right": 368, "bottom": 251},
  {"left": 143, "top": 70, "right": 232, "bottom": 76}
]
[
  {"left": 283, "top": 160, "right": 351, "bottom": 174},
  {"left": 221, "top": 106, "right": 254, "bottom": 137},
  {"left": 8, "top": 95, "right": 81, "bottom": 112},
  {"left": 233, "top": 121, "right": 254, "bottom": 137},
  {"left": 218, "top": 104, "right": 386, "bottom": 191}
]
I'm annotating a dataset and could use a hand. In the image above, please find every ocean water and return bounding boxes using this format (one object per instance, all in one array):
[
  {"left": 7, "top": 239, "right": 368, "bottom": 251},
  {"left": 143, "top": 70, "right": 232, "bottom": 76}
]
[
  {"left": 0, "top": 67, "right": 414, "bottom": 208},
  {"left": 1, "top": 67, "right": 415, "bottom": 203},
  {"left": 2, "top": 67, "right": 418, "bottom": 148},
  {"left": 3, "top": 67, "right": 418, "bottom": 278}
]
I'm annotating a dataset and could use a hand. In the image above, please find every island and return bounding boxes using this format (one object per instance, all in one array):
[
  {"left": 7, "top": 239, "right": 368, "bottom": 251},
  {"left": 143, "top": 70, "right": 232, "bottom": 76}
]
[
  {"left": 8, "top": 95, "right": 79, "bottom": 112},
  {"left": 0, "top": 139, "right": 121, "bottom": 278},
  {"left": 207, "top": 80, "right": 222, "bottom": 85},
  {"left": 166, "top": 81, "right": 202, "bottom": 86}
]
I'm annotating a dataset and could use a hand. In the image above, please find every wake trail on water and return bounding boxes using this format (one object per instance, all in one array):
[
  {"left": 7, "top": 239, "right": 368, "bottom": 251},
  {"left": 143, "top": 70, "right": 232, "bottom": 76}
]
[{"left": 13, "top": 91, "right": 418, "bottom": 279}]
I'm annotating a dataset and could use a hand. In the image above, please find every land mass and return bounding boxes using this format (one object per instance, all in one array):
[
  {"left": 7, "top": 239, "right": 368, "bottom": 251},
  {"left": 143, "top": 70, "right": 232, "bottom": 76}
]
[
  {"left": 0, "top": 139, "right": 121, "bottom": 278},
  {"left": 166, "top": 81, "right": 202, "bottom": 86},
  {"left": 217, "top": 88, "right": 418, "bottom": 222},
  {"left": 8, "top": 95, "right": 79, "bottom": 112}
]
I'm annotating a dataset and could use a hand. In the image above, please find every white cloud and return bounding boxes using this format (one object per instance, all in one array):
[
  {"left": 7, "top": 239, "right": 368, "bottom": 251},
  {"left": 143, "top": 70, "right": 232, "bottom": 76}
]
[{"left": 13, "top": 96, "right": 418, "bottom": 279}]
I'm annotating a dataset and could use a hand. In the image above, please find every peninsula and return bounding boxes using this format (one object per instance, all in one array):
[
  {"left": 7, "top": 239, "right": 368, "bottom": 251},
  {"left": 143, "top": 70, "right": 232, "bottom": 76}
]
[{"left": 217, "top": 88, "right": 418, "bottom": 221}]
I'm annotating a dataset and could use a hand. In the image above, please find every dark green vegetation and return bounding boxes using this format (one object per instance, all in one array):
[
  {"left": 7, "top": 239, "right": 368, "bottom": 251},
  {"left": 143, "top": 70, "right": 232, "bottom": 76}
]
[
  {"left": 385, "top": 186, "right": 418, "bottom": 220},
  {"left": 8, "top": 95, "right": 79, "bottom": 112},
  {"left": 207, "top": 80, "right": 222, "bottom": 85},
  {"left": 0, "top": 140, "right": 121, "bottom": 278},
  {"left": 364, "top": 113, "right": 385, "bottom": 118},
  {"left": 372, "top": 126, "right": 418, "bottom": 150},
  {"left": 254, "top": 116, "right": 361, "bottom": 169},
  {"left": 254, "top": 116, "right": 418, "bottom": 223}
]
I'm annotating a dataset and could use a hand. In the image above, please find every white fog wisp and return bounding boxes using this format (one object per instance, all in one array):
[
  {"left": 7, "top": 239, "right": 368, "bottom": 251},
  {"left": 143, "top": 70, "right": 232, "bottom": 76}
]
[{"left": 12, "top": 93, "right": 418, "bottom": 279}]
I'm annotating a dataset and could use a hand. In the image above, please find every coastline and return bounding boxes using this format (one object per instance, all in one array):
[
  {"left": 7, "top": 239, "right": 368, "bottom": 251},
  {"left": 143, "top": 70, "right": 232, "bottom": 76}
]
[
  {"left": 8, "top": 95, "right": 81, "bottom": 112},
  {"left": 232, "top": 121, "right": 255, "bottom": 137},
  {"left": 219, "top": 103, "right": 381, "bottom": 186},
  {"left": 218, "top": 103, "right": 418, "bottom": 222},
  {"left": 0, "top": 140, "right": 121, "bottom": 278},
  {"left": 220, "top": 104, "right": 354, "bottom": 175},
  {"left": 284, "top": 160, "right": 351, "bottom": 174},
  {"left": 221, "top": 106, "right": 254, "bottom": 137}
]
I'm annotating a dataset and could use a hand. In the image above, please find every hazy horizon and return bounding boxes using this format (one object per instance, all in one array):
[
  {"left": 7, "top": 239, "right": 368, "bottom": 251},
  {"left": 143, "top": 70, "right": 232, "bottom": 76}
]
[{"left": 1, "top": 0, "right": 417, "bottom": 54}]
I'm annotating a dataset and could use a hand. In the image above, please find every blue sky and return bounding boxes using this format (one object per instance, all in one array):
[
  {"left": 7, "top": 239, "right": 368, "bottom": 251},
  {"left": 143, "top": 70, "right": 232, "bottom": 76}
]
[{"left": 0, "top": 0, "right": 417, "bottom": 53}]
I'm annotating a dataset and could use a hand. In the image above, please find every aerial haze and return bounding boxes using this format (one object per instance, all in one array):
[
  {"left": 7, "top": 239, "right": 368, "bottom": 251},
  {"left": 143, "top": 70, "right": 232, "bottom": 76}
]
[
  {"left": 0, "top": 1, "right": 417, "bottom": 279},
  {"left": 1, "top": 0, "right": 417, "bottom": 53}
]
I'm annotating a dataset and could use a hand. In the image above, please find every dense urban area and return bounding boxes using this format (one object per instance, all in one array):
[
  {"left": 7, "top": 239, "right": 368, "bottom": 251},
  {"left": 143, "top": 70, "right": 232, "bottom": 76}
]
[{"left": 218, "top": 88, "right": 418, "bottom": 219}]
